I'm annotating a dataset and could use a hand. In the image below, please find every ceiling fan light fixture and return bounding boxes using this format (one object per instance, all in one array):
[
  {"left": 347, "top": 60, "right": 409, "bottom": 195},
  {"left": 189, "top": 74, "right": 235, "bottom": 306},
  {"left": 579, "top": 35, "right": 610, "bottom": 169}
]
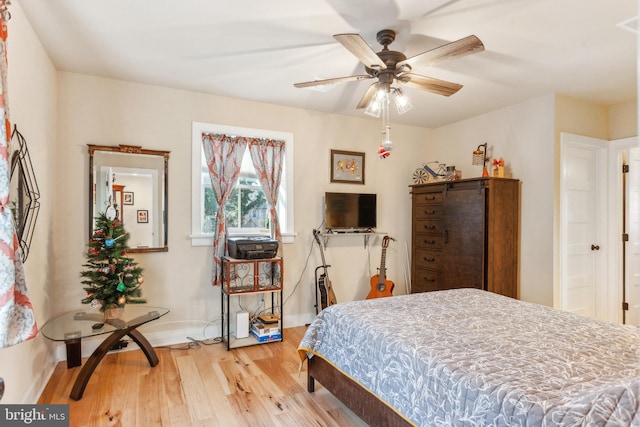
[
  {"left": 392, "top": 87, "right": 414, "bottom": 114},
  {"left": 364, "top": 99, "right": 383, "bottom": 117},
  {"left": 364, "top": 85, "right": 388, "bottom": 117}
]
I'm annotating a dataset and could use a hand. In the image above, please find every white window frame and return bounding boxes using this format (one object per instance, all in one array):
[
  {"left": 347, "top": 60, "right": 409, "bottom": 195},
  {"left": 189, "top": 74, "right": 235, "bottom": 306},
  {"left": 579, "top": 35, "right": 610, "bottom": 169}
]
[{"left": 190, "top": 122, "right": 295, "bottom": 246}]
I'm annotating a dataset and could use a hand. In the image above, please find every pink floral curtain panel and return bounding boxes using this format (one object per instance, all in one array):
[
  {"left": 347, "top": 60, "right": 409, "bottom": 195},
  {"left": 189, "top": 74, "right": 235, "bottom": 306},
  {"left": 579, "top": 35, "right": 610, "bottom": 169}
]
[
  {"left": 0, "top": 5, "right": 38, "bottom": 348},
  {"left": 248, "top": 138, "right": 285, "bottom": 240},
  {"left": 202, "top": 133, "right": 286, "bottom": 286},
  {"left": 202, "top": 133, "right": 247, "bottom": 286}
]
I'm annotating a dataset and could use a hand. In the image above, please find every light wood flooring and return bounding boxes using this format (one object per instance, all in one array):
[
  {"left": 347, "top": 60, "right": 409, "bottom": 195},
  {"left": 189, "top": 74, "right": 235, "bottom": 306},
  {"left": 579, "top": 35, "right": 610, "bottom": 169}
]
[{"left": 38, "top": 326, "right": 367, "bottom": 427}]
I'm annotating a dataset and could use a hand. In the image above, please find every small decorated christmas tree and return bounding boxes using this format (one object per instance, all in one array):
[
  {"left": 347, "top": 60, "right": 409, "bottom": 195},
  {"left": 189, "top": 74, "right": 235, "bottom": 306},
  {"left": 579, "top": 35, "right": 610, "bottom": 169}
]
[{"left": 81, "top": 207, "right": 145, "bottom": 313}]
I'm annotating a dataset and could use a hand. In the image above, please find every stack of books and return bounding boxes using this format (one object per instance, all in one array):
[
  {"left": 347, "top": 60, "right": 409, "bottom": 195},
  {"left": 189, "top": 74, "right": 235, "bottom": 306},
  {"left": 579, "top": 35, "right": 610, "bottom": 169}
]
[{"left": 251, "top": 313, "right": 281, "bottom": 342}]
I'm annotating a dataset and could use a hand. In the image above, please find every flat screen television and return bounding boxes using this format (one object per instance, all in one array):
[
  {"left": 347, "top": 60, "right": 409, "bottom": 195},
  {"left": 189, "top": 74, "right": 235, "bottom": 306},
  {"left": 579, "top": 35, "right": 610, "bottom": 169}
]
[{"left": 324, "top": 192, "right": 377, "bottom": 231}]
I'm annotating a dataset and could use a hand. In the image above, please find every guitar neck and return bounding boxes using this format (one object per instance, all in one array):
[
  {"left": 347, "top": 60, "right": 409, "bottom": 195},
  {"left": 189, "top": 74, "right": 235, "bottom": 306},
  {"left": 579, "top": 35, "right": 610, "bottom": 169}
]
[
  {"left": 314, "top": 230, "right": 330, "bottom": 277},
  {"left": 378, "top": 237, "right": 389, "bottom": 282}
]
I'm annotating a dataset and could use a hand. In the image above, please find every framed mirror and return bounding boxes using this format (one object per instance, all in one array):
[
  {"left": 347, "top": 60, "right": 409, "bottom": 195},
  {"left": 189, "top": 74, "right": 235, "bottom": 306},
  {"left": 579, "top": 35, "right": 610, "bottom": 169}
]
[
  {"left": 10, "top": 125, "right": 41, "bottom": 262},
  {"left": 88, "top": 144, "right": 169, "bottom": 253}
]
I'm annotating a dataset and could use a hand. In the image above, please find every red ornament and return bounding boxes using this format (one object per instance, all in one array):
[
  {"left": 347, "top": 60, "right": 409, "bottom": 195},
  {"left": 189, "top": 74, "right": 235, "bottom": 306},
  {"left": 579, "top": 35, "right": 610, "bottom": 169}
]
[{"left": 378, "top": 144, "right": 391, "bottom": 159}]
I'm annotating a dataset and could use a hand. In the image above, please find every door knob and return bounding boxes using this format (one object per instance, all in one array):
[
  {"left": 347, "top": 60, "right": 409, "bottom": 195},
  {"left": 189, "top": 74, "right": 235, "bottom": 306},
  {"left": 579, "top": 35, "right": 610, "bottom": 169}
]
[{"left": 591, "top": 244, "right": 600, "bottom": 251}]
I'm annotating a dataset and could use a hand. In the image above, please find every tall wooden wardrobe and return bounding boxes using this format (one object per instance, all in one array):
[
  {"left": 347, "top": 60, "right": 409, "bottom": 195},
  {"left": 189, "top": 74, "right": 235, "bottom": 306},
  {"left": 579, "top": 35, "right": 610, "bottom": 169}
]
[{"left": 410, "top": 177, "right": 520, "bottom": 298}]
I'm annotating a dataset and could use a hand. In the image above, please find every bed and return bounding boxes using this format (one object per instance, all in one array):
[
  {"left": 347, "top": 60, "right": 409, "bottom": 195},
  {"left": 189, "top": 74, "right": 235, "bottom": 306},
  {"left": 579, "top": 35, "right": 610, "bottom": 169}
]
[{"left": 297, "top": 289, "right": 639, "bottom": 426}]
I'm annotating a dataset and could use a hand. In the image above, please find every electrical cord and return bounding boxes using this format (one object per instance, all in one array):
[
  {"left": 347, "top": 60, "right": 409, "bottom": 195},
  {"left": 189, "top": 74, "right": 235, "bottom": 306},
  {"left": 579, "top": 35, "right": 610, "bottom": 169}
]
[
  {"left": 282, "top": 221, "right": 321, "bottom": 309},
  {"left": 156, "top": 336, "right": 223, "bottom": 351}
]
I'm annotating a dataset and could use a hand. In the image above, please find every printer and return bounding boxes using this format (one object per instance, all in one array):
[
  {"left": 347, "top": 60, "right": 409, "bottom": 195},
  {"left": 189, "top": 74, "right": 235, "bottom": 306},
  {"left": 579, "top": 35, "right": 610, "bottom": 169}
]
[{"left": 227, "top": 237, "right": 279, "bottom": 259}]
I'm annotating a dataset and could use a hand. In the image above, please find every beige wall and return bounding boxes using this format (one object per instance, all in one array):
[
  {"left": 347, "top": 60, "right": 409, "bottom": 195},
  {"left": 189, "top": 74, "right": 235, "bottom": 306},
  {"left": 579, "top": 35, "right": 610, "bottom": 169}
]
[
  {"left": 609, "top": 100, "right": 637, "bottom": 140},
  {"left": 4, "top": 0, "right": 637, "bottom": 404},
  {"left": 430, "top": 94, "right": 557, "bottom": 306},
  {"left": 1, "top": 2, "right": 58, "bottom": 403}
]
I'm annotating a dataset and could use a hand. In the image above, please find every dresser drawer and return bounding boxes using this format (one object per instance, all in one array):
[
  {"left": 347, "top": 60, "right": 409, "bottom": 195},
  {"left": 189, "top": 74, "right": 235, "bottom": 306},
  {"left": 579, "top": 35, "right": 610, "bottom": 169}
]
[
  {"left": 412, "top": 268, "right": 444, "bottom": 293},
  {"left": 414, "top": 249, "right": 444, "bottom": 271},
  {"left": 414, "top": 233, "right": 445, "bottom": 250},
  {"left": 414, "top": 204, "right": 443, "bottom": 220},
  {"left": 415, "top": 219, "right": 444, "bottom": 234},
  {"left": 414, "top": 192, "right": 443, "bottom": 205}
]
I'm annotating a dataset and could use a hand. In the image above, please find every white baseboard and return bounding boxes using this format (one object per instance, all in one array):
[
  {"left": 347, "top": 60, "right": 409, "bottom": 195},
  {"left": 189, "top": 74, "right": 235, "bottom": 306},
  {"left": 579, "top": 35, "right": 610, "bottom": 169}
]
[
  {"left": 52, "top": 324, "right": 221, "bottom": 361},
  {"left": 50, "top": 313, "right": 317, "bottom": 362}
]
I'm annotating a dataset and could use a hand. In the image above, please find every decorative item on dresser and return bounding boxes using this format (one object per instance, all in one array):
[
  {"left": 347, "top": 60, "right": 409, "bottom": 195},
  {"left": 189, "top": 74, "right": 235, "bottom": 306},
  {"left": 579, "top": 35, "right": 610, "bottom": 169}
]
[{"left": 410, "top": 177, "right": 520, "bottom": 298}]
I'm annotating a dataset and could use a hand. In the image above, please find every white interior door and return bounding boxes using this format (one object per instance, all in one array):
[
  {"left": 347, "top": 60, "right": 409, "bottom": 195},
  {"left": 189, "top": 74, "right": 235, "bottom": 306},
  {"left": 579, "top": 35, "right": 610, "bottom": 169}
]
[{"left": 560, "top": 133, "right": 608, "bottom": 320}]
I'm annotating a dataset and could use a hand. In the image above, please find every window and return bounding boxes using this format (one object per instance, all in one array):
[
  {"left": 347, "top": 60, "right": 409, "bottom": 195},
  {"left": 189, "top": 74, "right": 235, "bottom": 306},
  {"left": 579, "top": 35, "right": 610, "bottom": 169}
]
[
  {"left": 202, "top": 154, "right": 269, "bottom": 234},
  {"left": 191, "top": 122, "right": 294, "bottom": 245}
]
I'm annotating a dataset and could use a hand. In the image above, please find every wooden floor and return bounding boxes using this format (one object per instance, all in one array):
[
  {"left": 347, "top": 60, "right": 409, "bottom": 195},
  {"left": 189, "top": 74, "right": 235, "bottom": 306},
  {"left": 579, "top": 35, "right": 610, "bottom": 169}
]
[{"left": 38, "top": 326, "right": 367, "bottom": 427}]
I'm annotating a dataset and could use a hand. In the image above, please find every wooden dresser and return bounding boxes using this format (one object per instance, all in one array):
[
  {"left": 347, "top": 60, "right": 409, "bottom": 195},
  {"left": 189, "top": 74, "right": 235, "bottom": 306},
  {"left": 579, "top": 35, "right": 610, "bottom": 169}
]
[{"left": 410, "top": 177, "right": 520, "bottom": 298}]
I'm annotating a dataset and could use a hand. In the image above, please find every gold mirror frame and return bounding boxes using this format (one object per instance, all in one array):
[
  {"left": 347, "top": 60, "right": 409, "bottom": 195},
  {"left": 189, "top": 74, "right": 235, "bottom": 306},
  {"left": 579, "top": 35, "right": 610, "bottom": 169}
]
[{"left": 88, "top": 144, "right": 169, "bottom": 253}]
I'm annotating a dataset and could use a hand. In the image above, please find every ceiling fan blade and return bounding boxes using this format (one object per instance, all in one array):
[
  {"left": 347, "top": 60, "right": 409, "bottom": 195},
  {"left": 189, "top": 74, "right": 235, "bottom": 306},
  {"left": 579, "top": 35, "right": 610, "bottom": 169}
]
[
  {"left": 397, "top": 35, "right": 484, "bottom": 69},
  {"left": 334, "top": 33, "right": 387, "bottom": 70},
  {"left": 293, "top": 74, "right": 371, "bottom": 88},
  {"left": 397, "top": 73, "right": 463, "bottom": 97},
  {"left": 356, "top": 83, "right": 380, "bottom": 109}
]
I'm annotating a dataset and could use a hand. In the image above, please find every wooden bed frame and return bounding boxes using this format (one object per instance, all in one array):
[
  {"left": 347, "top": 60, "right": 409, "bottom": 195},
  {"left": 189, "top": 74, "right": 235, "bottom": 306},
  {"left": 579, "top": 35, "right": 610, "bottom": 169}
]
[{"left": 307, "top": 355, "right": 413, "bottom": 427}]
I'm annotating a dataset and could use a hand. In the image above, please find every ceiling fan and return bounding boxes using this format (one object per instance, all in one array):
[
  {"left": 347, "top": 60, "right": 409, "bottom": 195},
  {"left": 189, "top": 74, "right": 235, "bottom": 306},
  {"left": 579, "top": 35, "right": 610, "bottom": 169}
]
[{"left": 294, "top": 29, "right": 484, "bottom": 110}]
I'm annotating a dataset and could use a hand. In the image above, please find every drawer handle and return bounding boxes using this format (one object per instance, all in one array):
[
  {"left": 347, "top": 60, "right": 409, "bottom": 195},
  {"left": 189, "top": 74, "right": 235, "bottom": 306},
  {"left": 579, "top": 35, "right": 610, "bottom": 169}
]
[
  {"left": 423, "top": 240, "right": 436, "bottom": 245},
  {"left": 423, "top": 257, "right": 436, "bottom": 262},
  {"left": 423, "top": 224, "right": 436, "bottom": 230},
  {"left": 424, "top": 277, "right": 436, "bottom": 282},
  {"left": 424, "top": 210, "right": 436, "bottom": 215},
  {"left": 426, "top": 195, "right": 436, "bottom": 200}
]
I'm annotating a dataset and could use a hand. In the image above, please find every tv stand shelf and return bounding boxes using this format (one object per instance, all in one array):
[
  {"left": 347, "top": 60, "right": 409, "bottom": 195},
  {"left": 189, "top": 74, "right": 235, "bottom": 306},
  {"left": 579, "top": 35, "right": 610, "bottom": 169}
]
[{"left": 320, "top": 231, "right": 386, "bottom": 248}]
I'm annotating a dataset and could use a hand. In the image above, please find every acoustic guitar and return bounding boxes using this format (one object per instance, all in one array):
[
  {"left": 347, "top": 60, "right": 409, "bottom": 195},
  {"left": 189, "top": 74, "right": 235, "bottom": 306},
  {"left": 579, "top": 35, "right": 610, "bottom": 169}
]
[
  {"left": 313, "top": 229, "right": 337, "bottom": 311},
  {"left": 367, "top": 236, "right": 394, "bottom": 299}
]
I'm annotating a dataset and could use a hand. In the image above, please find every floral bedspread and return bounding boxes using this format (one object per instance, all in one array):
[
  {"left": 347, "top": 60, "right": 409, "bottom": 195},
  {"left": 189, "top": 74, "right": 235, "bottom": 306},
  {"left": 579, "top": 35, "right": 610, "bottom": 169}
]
[{"left": 298, "top": 289, "right": 640, "bottom": 426}]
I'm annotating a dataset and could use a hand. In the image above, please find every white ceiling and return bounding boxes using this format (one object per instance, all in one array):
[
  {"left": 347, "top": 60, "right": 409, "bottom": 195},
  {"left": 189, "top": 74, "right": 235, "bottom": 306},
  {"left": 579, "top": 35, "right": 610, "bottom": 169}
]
[{"left": 16, "top": 0, "right": 638, "bottom": 128}]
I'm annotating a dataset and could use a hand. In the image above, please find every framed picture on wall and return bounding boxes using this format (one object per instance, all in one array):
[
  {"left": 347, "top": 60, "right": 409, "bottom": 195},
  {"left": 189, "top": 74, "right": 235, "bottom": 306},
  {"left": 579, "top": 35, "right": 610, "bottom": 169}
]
[
  {"left": 123, "top": 192, "right": 134, "bottom": 205},
  {"left": 330, "top": 149, "right": 365, "bottom": 184},
  {"left": 137, "top": 210, "right": 148, "bottom": 223}
]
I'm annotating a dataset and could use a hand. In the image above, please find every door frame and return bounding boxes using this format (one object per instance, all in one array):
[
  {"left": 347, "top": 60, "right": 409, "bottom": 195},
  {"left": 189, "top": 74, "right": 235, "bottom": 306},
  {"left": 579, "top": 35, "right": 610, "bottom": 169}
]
[
  {"left": 560, "top": 133, "right": 638, "bottom": 323},
  {"left": 608, "top": 137, "right": 638, "bottom": 324}
]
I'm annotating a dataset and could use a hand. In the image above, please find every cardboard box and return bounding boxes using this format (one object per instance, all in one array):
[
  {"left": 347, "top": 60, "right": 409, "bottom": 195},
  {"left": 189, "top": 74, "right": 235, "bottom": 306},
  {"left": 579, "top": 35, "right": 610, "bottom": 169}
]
[
  {"left": 251, "top": 322, "right": 280, "bottom": 337},
  {"left": 251, "top": 330, "right": 282, "bottom": 342}
]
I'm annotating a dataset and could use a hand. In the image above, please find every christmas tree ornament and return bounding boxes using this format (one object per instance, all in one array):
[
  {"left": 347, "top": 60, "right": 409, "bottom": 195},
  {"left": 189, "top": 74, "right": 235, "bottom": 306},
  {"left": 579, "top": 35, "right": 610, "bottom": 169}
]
[
  {"left": 378, "top": 143, "right": 391, "bottom": 159},
  {"left": 105, "top": 206, "right": 117, "bottom": 220},
  {"left": 137, "top": 275, "right": 144, "bottom": 284},
  {"left": 118, "top": 296, "right": 126, "bottom": 305},
  {"left": 104, "top": 233, "right": 127, "bottom": 248},
  {"left": 90, "top": 299, "right": 100, "bottom": 309},
  {"left": 116, "top": 281, "right": 126, "bottom": 292}
]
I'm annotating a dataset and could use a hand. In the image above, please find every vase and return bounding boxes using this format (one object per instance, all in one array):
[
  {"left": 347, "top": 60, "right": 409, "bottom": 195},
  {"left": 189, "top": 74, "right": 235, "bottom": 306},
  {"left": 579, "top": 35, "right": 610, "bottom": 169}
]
[{"left": 104, "top": 305, "right": 125, "bottom": 321}]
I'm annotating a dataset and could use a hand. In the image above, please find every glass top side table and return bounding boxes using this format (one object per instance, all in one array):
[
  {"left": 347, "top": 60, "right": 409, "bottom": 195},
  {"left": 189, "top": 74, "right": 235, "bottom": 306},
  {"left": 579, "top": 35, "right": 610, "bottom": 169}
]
[{"left": 41, "top": 305, "right": 169, "bottom": 400}]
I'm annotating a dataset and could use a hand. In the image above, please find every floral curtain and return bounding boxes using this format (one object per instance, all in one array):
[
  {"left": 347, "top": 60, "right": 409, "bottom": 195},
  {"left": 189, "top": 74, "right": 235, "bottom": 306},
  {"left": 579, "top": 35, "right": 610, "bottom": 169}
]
[
  {"left": 248, "top": 138, "right": 285, "bottom": 240},
  {"left": 202, "top": 133, "right": 247, "bottom": 286},
  {"left": 0, "top": 3, "right": 38, "bottom": 348}
]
